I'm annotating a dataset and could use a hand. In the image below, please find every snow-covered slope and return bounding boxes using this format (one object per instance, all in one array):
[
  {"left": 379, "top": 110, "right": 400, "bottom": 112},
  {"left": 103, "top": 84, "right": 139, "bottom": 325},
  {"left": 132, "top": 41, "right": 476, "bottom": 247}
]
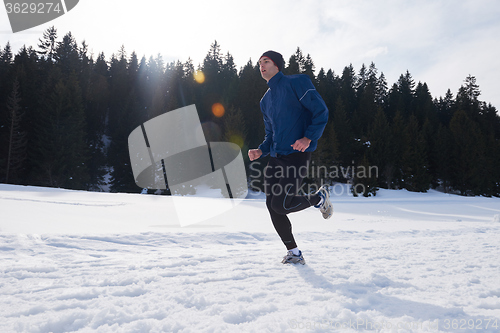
[{"left": 1, "top": 184, "right": 499, "bottom": 332}]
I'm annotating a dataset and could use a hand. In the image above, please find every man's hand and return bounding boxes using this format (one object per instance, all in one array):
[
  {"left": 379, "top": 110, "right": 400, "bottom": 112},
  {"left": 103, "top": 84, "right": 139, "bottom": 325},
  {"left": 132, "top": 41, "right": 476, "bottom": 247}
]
[
  {"left": 248, "top": 149, "right": 263, "bottom": 161},
  {"left": 291, "top": 137, "right": 311, "bottom": 152}
]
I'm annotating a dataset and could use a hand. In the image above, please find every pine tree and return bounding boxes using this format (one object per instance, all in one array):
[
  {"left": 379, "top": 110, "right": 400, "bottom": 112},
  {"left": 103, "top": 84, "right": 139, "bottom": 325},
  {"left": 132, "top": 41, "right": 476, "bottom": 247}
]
[
  {"left": 449, "top": 109, "right": 486, "bottom": 195},
  {"left": 368, "top": 108, "right": 393, "bottom": 188},
  {"left": 339, "top": 64, "right": 357, "bottom": 119},
  {"left": 107, "top": 49, "right": 130, "bottom": 136},
  {"left": 434, "top": 124, "right": 453, "bottom": 193},
  {"left": 32, "top": 73, "right": 89, "bottom": 189},
  {"left": 163, "top": 60, "right": 184, "bottom": 110},
  {"left": 312, "top": 120, "right": 339, "bottom": 184},
  {"left": 203, "top": 41, "right": 223, "bottom": 82},
  {"left": 436, "top": 89, "right": 454, "bottom": 126},
  {"left": 421, "top": 117, "right": 439, "bottom": 188},
  {"left": 401, "top": 115, "right": 431, "bottom": 192},
  {"left": 83, "top": 52, "right": 109, "bottom": 190},
  {"left": 352, "top": 154, "right": 378, "bottom": 197},
  {"left": 390, "top": 110, "right": 405, "bottom": 189},
  {"left": 0, "top": 43, "right": 14, "bottom": 171},
  {"left": 148, "top": 54, "right": 168, "bottom": 119},
  {"left": 11, "top": 45, "right": 43, "bottom": 184},
  {"left": 386, "top": 83, "right": 400, "bottom": 121},
  {"left": 414, "top": 82, "right": 436, "bottom": 126},
  {"left": 332, "top": 97, "right": 354, "bottom": 170},
  {"left": 456, "top": 75, "right": 482, "bottom": 123},
  {"left": 107, "top": 48, "right": 144, "bottom": 193},
  {"left": 178, "top": 57, "right": 197, "bottom": 108},
  {"left": 54, "top": 32, "right": 80, "bottom": 76},
  {"left": 0, "top": 42, "right": 13, "bottom": 80},
  {"left": 204, "top": 41, "right": 223, "bottom": 73},
  {"left": 316, "top": 68, "right": 338, "bottom": 113},
  {"left": 459, "top": 75, "right": 481, "bottom": 103},
  {"left": 221, "top": 51, "right": 239, "bottom": 105},
  {"left": 398, "top": 71, "right": 416, "bottom": 118},
  {"left": 302, "top": 53, "right": 315, "bottom": 81},
  {"left": 200, "top": 41, "right": 225, "bottom": 121},
  {"left": 449, "top": 76, "right": 495, "bottom": 195},
  {"left": 479, "top": 103, "right": 500, "bottom": 196},
  {"left": 222, "top": 106, "right": 247, "bottom": 149},
  {"left": 5, "top": 78, "right": 27, "bottom": 183},
  {"left": 135, "top": 55, "right": 150, "bottom": 117},
  {"left": 353, "top": 63, "right": 377, "bottom": 137},
  {"left": 0, "top": 42, "right": 13, "bottom": 69},
  {"left": 376, "top": 72, "right": 388, "bottom": 105},
  {"left": 284, "top": 47, "right": 301, "bottom": 75},
  {"left": 37, "top": 26, "right": 58, "bottom": 62}
]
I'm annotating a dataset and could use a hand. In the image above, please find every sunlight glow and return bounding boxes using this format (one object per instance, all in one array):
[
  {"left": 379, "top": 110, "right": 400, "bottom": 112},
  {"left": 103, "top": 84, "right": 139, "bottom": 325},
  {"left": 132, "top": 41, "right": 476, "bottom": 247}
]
[
  {"left": 212, "top": 103, "right": 225, "bottom": 118},
  {"left": 194, "top": 70, "right": 205, "bottom": 84},
  {"left": 229, "top": 134, "right": 244, "bottom": 148}
]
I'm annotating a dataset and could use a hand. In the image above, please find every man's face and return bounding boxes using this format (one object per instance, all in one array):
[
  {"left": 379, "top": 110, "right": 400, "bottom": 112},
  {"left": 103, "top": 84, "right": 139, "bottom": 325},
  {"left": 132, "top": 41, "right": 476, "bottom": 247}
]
[{"left": 259, "top": 56, "right": 279, "bottom": 81}]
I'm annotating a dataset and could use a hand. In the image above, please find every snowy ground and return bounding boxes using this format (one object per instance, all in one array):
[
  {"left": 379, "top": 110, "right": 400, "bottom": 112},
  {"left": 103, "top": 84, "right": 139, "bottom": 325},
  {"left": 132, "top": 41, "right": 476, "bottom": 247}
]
[{"left": 1, "top": 184, "right": 500, "bottom": 333}]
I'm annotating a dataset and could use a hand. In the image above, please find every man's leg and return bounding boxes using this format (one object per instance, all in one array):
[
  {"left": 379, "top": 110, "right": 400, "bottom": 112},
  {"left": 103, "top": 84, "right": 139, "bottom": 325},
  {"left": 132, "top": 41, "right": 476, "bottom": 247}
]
[
  {"left": 264, "top": 158, "right": 298, "bottom": 250},
  {"left": 269, "top": 152, "right": 321, "bottom": 216},
  {"left": 264, "top": 152, "right": 322, "bottom": 250}
]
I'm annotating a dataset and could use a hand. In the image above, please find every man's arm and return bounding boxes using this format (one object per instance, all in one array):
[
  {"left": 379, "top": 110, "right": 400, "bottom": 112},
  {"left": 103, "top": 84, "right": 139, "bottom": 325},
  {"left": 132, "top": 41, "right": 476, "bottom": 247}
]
[
  {"left": 291, "top": 137, "right": 311, "bottom": 152},
  {"left": 294, "top": 76, "right": 329, "bottom": 142},
  {"left": 256, "top": 99, "right": 273, "bottom": 158},
  {"left": 248, "top": 149, "right": 263, "bottom": 161}
]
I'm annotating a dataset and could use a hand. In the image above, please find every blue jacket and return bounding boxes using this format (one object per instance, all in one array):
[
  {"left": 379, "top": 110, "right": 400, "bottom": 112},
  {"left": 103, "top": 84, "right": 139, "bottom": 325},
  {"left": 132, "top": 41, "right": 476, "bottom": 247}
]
[{"left": 258, "top": 71, "right": 329, "bottom": 157}]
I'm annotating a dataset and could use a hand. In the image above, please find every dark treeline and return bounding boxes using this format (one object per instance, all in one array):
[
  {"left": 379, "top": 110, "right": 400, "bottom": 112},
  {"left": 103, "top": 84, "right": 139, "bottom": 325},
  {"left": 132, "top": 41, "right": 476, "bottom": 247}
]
[{"left": 1, "top": 28, "right": 499, "bottom": 196}]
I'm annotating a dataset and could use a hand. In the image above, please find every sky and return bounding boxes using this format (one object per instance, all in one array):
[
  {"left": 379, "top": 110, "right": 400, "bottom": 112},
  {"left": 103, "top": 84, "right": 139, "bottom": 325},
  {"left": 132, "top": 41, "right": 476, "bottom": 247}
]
[{"left": 1, "top": 0, "right": 499, "bottom": 108}]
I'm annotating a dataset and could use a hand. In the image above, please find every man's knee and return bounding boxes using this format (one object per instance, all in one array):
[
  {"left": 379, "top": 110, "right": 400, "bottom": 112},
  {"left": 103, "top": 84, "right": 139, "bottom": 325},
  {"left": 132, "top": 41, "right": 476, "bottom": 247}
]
[{"left": 267, "top": 196, "right": 288, "bottom": 215}]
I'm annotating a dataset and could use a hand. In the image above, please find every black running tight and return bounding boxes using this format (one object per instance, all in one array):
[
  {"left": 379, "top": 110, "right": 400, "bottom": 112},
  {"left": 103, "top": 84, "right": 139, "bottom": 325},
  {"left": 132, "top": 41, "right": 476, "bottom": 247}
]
[{"left": 264, "top": 152, "right": 321, "bottom": 250}]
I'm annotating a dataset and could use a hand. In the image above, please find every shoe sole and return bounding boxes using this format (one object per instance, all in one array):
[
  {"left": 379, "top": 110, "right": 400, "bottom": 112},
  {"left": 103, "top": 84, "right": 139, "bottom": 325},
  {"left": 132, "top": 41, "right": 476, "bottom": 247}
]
[
  {"left": 319, "top": 186, "right": 333, "bottom": 219},
  {"left": 282, "top": 259, "right": 306, "bottom": 265}
]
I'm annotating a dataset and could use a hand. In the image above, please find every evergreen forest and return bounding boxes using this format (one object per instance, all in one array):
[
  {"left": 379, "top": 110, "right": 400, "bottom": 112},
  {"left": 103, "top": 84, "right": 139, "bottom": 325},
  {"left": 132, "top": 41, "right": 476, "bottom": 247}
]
[{"left": 1, "top": 28, "right": 499, "bottom": 197}]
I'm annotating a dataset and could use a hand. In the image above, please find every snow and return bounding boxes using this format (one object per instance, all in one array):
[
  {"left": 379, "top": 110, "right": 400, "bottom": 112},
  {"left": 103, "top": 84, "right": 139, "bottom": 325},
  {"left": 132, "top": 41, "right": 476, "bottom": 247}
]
[{"left": 1, "top": 183, "right": 500, "bottom": 332}]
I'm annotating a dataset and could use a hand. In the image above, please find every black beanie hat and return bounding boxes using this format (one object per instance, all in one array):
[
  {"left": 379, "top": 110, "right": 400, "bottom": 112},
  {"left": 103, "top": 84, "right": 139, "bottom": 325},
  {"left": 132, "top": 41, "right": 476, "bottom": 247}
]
[{"left": 260, "top": 50, "right": 285, "bottom": 72}]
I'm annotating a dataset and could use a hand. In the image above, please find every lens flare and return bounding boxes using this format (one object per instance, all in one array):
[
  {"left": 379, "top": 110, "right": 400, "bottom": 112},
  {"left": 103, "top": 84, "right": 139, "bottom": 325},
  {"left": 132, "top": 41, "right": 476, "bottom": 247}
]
[
  {"left": 212, "top": 103, "right": 225, "bottom": 118},
  {"left": 193, "top": 70, "right": 205, "bottom": 84},
  {"left": 229, "top": 134, "right": 244, "bottom": 148}
]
